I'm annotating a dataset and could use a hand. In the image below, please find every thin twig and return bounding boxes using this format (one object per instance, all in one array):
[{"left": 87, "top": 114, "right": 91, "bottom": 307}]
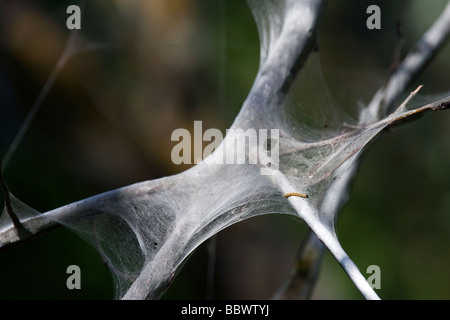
[
  {"left": 2, "top": 28, "right": 79, "bottom": 169},
  {"left": 373, "top": 94, "right": 450, "bottom": 128},
  {"left": 396, "top": 85, "right": 424, "bottom": 112}
]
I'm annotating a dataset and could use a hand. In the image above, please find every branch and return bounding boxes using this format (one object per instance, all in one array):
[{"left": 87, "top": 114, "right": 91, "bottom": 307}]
[
  {"left": 272, "top": 229, "right": 324, "bottom": 300},
  {"left": 0, "top": 180, "right": 159, "bottom": 252},
  {"left": 360, "top": 1, "right": 450, "bottom": 124}
]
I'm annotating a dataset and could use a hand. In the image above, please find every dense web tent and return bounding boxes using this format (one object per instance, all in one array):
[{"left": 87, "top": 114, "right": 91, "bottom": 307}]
[{"left": 1, "top": 0, "right": 450, "bottom": 300}]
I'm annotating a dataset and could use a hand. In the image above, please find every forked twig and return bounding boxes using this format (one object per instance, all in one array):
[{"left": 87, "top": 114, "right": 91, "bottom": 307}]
[{"left": 360, "top": 1, "right": 450, "bottom": 124}]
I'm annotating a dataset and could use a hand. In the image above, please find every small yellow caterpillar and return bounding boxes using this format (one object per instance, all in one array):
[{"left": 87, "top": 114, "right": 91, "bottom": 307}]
[{"left": 283, "top": 192, "right": 308, "bottom": 198}]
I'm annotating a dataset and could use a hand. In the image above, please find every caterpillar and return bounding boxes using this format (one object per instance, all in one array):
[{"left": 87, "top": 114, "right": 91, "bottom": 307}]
[{"left": 283, "top": 192, "right": 308, "bottom": 198}]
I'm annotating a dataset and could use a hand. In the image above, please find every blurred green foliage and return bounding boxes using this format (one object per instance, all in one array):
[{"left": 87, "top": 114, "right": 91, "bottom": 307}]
[{"left": 0, "top": 0, "right": 449, "bottom": 299}]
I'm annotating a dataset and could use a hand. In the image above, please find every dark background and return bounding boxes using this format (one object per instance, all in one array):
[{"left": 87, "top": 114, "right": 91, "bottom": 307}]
[{"left": 0, "top": 0, "right": 449, "bottom": 299}]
